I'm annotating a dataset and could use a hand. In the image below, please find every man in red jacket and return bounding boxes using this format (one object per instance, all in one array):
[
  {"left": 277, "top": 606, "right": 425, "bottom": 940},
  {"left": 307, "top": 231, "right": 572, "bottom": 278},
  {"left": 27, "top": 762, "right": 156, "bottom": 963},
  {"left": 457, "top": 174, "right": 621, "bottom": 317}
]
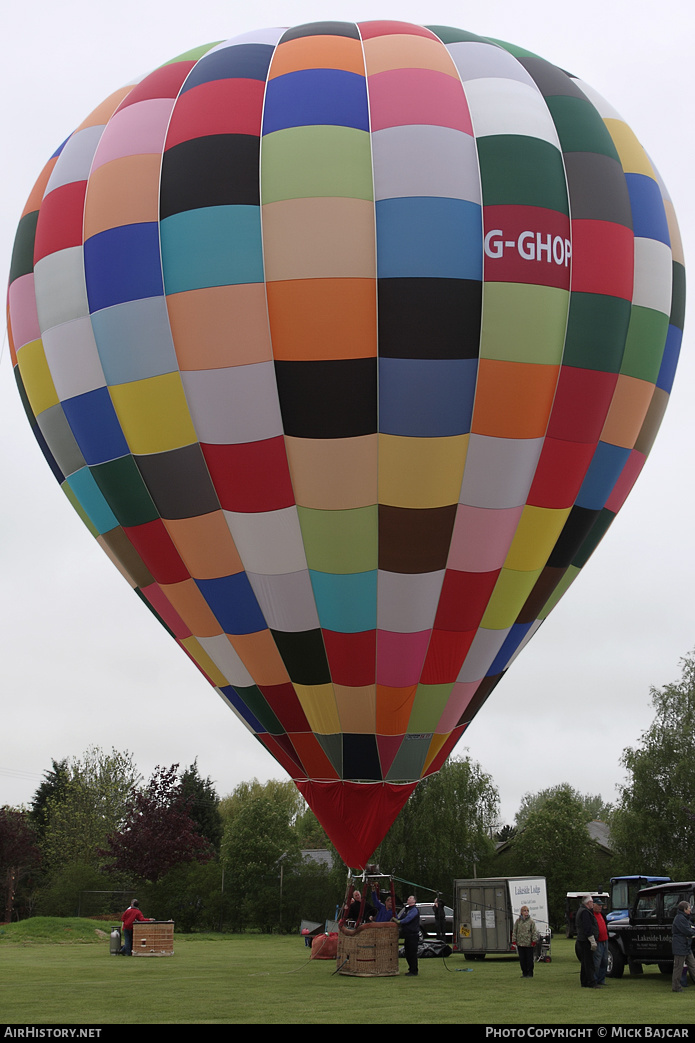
[{"left": 120, "top": 900, "right": 152, "bottom": 956}]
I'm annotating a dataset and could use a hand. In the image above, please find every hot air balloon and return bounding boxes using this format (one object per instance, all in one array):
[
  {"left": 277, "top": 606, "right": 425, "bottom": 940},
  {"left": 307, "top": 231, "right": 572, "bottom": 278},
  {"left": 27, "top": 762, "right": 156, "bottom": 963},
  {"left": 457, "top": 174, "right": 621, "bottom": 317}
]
[{"left": 6, "top": 20, "right": 684, "bottom": 868}]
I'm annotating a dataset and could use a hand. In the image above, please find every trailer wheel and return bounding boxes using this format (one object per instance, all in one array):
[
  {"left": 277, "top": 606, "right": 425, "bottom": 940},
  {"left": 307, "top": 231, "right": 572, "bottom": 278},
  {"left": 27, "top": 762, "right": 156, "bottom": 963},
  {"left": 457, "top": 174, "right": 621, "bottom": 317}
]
[
  {"left": 658, "top": 962, "right": 674, "bottom": 975},
  {"left": 628, "top": 960, "right": 644, "bottom": 975},
  {"left": 607, "top": 941, "right": 624, "bottom": 979}
]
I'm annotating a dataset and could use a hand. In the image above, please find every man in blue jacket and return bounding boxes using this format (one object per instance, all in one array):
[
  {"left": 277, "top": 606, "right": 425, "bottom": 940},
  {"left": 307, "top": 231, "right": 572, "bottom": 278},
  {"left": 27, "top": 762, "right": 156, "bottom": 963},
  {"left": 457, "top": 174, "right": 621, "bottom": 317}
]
[
  {"left": 671, "top": 901, "right": 695, "bottom": 992},
  {"left": 398, "top": 896, "right": 421, "bottom": 976}
]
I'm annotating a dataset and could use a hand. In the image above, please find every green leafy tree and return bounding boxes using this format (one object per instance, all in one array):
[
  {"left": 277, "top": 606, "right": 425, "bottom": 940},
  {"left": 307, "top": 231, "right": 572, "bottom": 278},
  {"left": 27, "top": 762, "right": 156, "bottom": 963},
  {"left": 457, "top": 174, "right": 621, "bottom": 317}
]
[
  {"left": 179, "top": 760, "right": 222, "bottom": 853},
  {"left": 499, "top": 789, "right": 599, "bottom": 929},
  {"left": 515, "top": 784, "right": 612, "bottom": 831},
  {"left": 0, "top": 807, "right": 41, "bottom": 921},
  {"left": 611, "top": 652, "right": 695, "bottom": 878},
  {"left": 375, "top": 754, "right": 500, "bottom": 900},
  {"left": 40, "top": 747, "right": 141, "bottom": 872},
  {"left": 29, "top": 759, "right": 70, "bottom": 840}
]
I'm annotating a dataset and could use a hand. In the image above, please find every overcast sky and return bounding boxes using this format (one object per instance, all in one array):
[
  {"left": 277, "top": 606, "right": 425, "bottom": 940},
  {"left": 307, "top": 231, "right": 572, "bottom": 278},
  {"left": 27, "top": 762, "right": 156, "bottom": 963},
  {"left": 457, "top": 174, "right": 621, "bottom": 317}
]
[{"left": 1, "top": 0, "right": 693, "bottom": 832}]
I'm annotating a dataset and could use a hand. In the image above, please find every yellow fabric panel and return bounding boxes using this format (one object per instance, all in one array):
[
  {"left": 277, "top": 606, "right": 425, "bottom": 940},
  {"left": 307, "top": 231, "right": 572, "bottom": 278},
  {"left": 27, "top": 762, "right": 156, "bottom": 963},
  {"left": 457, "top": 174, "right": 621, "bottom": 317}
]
[
  {"left": 179, "top": 636, "right": 228, "bottom": 687},
  {"left": 378, "top": 434, "right": 469, "bottom": 508},
  {"left": 481, "top": 567, "right": 543, "bottom": 629},
  {"left": 16, "top": 339, "right": 59, "bottom": 416},
  {"left": 293, "top": 682, "right": 341, "bottom": 734},
  {"left": 109, "top": 372, "right": 197, "bottom": 454},
  {"left": 604, "top": 119, "right": 656, "bottom": 177},
  {"left": 503, "top": 505, "right": 572, "bottom": 572}
]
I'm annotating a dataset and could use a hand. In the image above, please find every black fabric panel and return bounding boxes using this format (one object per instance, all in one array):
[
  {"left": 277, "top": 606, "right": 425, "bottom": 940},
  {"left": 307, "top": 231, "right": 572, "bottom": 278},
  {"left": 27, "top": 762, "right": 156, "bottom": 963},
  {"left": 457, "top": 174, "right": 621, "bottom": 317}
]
[
  {"left": 180, "top": 44, "right": 275, "bottom": 93},
  {"left": 135, "top": 444, "right": 221, "bottom": 520},
  {"left": 563, "top": 152, "right": 633, "bottom": 227},
  {"left": 547, "top": 505, "right": 601, "bottom": 568},
  {"left": 377, "top": 277, "right": 482, "bottom": 359},
  {"left": 342, "top": 734, "right": 383, "bottom": 781},
  {"left": 519, "top": 57, "right": 585, "bottom": 98},
  {"left": 270, "top": 628, "right": 331, "bottom": 686},
  {"left": 160, "top": 135, "right": 260, "bottom": 218},
  {"left": 9, "top": 210, "right": 39, "bottom": 282},
  {"left": 378, "top": 504, "right": 458, "bottom": 573},
  {"left": 274, "top": 358, "right": 377, "bottom": 438}
]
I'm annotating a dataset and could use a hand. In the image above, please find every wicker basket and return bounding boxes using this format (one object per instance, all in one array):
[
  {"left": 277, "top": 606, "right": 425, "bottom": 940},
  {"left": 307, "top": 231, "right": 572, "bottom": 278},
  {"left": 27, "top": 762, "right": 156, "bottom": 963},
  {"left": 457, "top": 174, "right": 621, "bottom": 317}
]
[
  {"left": 132, "top": 921, "right": 174, "bottom": 957},
  {"left": 336, "top": 921, "right": 399, "bottom": 976}
]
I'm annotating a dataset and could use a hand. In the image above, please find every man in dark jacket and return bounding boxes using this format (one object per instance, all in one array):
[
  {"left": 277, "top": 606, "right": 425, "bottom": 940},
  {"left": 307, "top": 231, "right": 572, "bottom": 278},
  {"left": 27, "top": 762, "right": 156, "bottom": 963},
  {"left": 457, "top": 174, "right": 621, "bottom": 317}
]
[
  {"left": 575, "top": 896, "right": 600, "bottom": 988},
  {"left": 671, "top": 901, "right": 695, "bottom": 992},
  {"left": 398, "top": 896, "right": 421, "bottom": 976}
]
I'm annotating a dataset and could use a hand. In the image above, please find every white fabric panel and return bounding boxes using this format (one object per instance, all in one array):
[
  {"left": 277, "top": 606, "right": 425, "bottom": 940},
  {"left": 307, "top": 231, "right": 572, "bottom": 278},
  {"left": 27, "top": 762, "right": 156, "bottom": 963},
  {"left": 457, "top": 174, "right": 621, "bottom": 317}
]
[
  {"left": 225, "top": 507, "right": 308, "bottom": 575},
  {"left": 91, "top": 99, "right": 175, "bottom": 169},
  {"left": 632, "top": 237, "right": 672, "bottom": 314},
  {"left": 91, "top": 297, "right": 178, "bottom": 385},
  {"left": 570, "top": 79, "right": 622, "bottom": 120},
  {"left": 462, "top": 77, "right": 561, "bottom": 146},
  {"left": 445, "top": 40, "right": 538, "bottom": 87},
  {"left": 246, "top": 570, "right": 320, "bottom": 632},
  {"left": 34, "top": 247, "right": 89, "bottom": 330},
  {"left": 198, "top": 633, "right": 256, "bottom": 687},
  {"left": 42, "top": 316, "right": 106, "bottom": 399},
  {"left": 44, "top": 126, "right": 105, "bottom": 194},
  {"left": 376, "top": 570, "right": 445, "bottom": 632},
  {"left": 456, "top": 626, "right": 511, "bottom": 682},
  {"left": 371, "top": 124, "right": 481, "bottom": 202},
  {"left": 181, "top": 362, "right": 284, "bottom": 444},
  {"left": 459, "top": 434, "right": 544, "bottom": 508}
]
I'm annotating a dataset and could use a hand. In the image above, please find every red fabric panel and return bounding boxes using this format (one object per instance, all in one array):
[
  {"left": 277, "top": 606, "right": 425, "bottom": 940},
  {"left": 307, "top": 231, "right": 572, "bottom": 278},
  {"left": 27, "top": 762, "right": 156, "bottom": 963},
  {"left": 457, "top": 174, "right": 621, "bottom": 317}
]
[
  {"left": 483, "top": 205, "right": 571, "bottom": 289},
  {"left": 526, "top": 437, "right": 596, "bottom": 508},
  {"left": 166, "top": 79, "right": 266, "bottom": 147},
  {"left": 117, "top": 62, "right": 197, "bottom": 109},
  {"left": 358, "top": 20, "right": 436, "bottom": 39},
  {"left": 297, "top": 779, "right": 417, "bottom": 867},
  {"left": 420, "top": 628, "right": 476, "bottom": 684},
  {"left": 545, "top": 367, "right": 618, "bottom": 443},
  {"left": 571, "top": 220, "right": 634, "bottom": 300},
  {"left": 259, "top": 682, "right": 311, "bottom": 731},
  {"left": 34, "top": 182, "right": 87, "bottom": 262},
  {"left": 123, "top": 519, "right": 190, "bottom": 584},
  {"left": 434, "top": 569, "right": 500, "bottom": 631},
  {"left": 201, "top": 437, "right": 295, "bottom": 511},
  {"left": 140, "top": 583, "right": 191, "bottom": 638},
  {"left": 322, "top": 629, "right": 376, "bottom": 686}
]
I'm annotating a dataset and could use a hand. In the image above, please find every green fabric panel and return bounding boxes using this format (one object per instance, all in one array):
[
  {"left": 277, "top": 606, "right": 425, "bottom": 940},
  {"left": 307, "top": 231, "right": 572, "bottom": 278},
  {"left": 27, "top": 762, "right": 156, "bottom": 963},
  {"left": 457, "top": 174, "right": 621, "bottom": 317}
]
[
  {"left": 261, "top": 126, "right": 373, "bottom": 203},
  {"left": 297, "top": 505, "right": 378, "bottom": 574},
  {"left": 544, "top": 96, "right": 620, "bottom": 161},
  {"left": 621, "top": 306, "right": 669, "bottom": 382},
  {"left": 9, "top": 211, "right": 39, "bottom": 283},
  {"left": 385, "top": 733, "right": 432, "bottom": 782},
  {"left": 317, "top": 733, "right": 343, "bottom": 776},
  {"left": 426, "top": 25, "right": 486, "bottom": 44},
  {"left": 537, "top": 564, "right": 579, "bottom": 618},
  {"left": 407, "top": 683, "right": 453, "bottom": 732},
  {"left": 234, "top": 685, "right": 285, "bottom": 735},
  {"left": 90, "top": 456, "right": 159, "bottom": 527},
  {"left": 562, "top": 292, "right": 630, "bottom": 372},
  {"left": 671, "top": 262, "right": 686, "bottom": 329},
  {"left": 485, "top": 38, "right": 544, "bottom": 60},
  {"left": 163, "top": 43, "right": 222, "bottom": 65},
  {"left": 477, "top": 136, "right": 569, "bottom": 213},
  {"left": 481, "top": 282, "right": 569, "bottom": 364}
]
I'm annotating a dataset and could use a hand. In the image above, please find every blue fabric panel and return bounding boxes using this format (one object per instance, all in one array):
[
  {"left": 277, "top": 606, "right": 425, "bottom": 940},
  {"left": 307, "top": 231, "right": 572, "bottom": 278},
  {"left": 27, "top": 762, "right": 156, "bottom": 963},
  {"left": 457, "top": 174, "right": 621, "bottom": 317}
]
[
  {"left": 91, "top": 297, "right": 178, "bottom": 385},
  {"left": 625, "top": 173, "right": 671, "bottom": 246},
  {"left": 219, "top": 685, "right": 267, "bottom": 732},
  {"left": 161, "top": 206, "right": 264, "bottom": 293},
  {"left": 262, "top": 69, "right": 369, "bottom": 134},
  {"left": 65, "top": 466, "right": 119, "bottom": 533},
  {"left": 309, "top": 570, "right": 377, "bottom": 633},
  {"left": 195, "top": 572, "right": 267, "bottom": 635},
  {"left": 656, "top": 323, "right": 682, "bottom": 394},
  {"left": 376, "top": 197, "right": 483, "bottom": 279},
  {"left": 575, "top": 441, "right": 632, "bottom": 510},
  {"left": 487, "top": 621, "right": 534, "bottom": 676},
  {"left": 61, "top": 387, "right": 130, "bottom": 465},
  {"left": 84, "top": 224, "right": 163, "bottom": 312},
  {"left": 180, "top": 44, "right": 276, "bottom": 92},
  {"left": 379, "top": 357, "right": 477, "bottom": 436}
]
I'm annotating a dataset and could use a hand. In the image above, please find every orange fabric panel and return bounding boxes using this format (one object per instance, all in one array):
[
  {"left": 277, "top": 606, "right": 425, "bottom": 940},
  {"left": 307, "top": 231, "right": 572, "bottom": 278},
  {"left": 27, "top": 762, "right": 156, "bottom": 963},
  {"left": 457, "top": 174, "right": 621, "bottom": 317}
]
[
  {"left": 266, "top": 278, "right": 377, "bottom": 360},
  {"left": 269, "top": 34, "right": 365, "bottom": 78},
  {"left": 166, "top": 284, "right": 273, "bottom": 370},
  {"left": 163, "top": 512, "right": 244, "bottom": 579},
  {"left": 472, "top": 359, "right": 560, "bottom": 438},
  {"left": 375, "top": 684, "right": 418, "bottom": 735},
  {"left": 227, "top": 630, "right": 290, "bottom": 686}
]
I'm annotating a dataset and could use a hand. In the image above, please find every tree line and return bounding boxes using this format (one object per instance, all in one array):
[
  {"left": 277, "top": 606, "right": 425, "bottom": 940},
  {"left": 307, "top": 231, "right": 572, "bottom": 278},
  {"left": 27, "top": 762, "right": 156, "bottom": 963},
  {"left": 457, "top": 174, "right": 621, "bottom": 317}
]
[{"left": 3, "top": 650, "right": 695, "bottom": 933}]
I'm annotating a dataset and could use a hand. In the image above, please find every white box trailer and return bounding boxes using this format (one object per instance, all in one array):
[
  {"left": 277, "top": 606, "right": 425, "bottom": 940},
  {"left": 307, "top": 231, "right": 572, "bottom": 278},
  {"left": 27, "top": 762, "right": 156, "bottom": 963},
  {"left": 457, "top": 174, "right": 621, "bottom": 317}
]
[{"left": 454, "top": 876, "right": 550, "bottom": 958}]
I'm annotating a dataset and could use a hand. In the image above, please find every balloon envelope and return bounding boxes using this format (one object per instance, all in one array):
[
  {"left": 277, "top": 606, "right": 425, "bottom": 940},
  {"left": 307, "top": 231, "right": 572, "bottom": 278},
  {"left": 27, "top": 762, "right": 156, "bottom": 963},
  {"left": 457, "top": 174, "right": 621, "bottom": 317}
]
[{"left": 7, "top": 21, "right": 685, "bottom": 867}]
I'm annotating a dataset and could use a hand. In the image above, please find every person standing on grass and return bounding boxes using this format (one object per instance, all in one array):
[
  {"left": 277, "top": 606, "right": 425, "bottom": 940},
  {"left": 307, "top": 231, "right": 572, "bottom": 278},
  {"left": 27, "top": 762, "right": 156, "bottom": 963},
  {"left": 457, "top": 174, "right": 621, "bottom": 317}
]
[
  {"left": 120, "top": 899, "right": 153, "bottom": 956},
  {"left": 512, "top": 905, "right": 539, "bottom": 978},
  {"left": 398, "top": 896, "right": 421, "bottom": 976},
  {"left": 592, "top": 898, "right": 609, "bottom": 986},
  {"left": 575, "top": 896, "right": 600, "bottom": 988},
  {"left": 671, "top": 901, "right": 695, "bottom": 992}
]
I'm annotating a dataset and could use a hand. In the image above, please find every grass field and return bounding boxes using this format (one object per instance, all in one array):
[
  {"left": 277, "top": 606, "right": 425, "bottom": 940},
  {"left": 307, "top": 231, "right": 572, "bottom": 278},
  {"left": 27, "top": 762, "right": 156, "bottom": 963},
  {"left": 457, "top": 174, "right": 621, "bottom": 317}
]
[{"left": 1, "top": 919, "right": 693, "bottom": 1025}]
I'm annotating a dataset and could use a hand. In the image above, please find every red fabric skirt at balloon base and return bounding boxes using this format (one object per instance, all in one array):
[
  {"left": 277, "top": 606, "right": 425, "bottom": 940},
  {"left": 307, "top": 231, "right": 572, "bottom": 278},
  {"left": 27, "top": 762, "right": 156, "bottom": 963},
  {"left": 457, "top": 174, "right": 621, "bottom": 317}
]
[
  {"left": 296, "top": 780, "right": 417, "bottom": 867},
  {"left": 310, "top": 933, "right": 339, "bottom": 960}
]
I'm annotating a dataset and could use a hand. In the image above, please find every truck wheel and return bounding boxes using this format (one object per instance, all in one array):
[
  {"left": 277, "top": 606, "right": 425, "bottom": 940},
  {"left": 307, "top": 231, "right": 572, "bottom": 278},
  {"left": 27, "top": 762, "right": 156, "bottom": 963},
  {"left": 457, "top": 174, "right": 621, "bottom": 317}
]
[
  {"left": 607, "top": 941, "right": 624, "bottom": 979},
  {"left": 658, "top": 962, "right": 674, "bottom": 975},
  {"left": 628, "top": 960, "right": 644, "bottom": 975}
]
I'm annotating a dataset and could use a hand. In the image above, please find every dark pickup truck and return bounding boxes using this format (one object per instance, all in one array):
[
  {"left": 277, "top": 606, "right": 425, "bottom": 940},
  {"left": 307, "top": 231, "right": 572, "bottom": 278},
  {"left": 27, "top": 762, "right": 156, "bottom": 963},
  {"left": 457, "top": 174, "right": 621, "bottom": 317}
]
[{"left": 607, "top": 880, "right": 695, "bottom": 978}]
